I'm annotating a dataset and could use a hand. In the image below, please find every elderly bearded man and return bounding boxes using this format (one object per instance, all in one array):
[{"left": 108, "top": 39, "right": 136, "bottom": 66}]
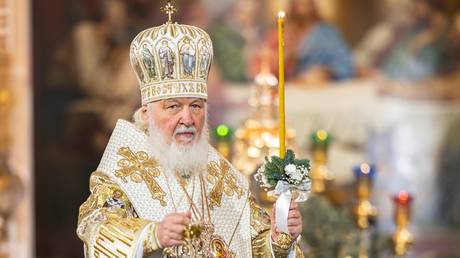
[{"left": 76, "top": 5, "right": 304, "bottom": 258}]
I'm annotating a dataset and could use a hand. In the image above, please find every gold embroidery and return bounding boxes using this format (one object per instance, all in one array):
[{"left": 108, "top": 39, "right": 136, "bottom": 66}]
[
  {"left": 207, "top": 159, "right": 243, "bottom": 209},
  {"left": 249, "top": 196, "right": 271, "bottom": 235},
  {"left": 115, "top": 147, "right": 167, "bottom": 206},
  {"left": 79, "top": 173, "right": 127, "bottom": 223},
  {"left": 78, "top": 192, "right": 98, "bottom": 223},
  {"left": 77, "top": 172, "right": 139, "bottom": 241},
  {"left": 144, "top": 223, "right": 162, "bottom": 253},
  {"left": 94, "top": 218, "right": 148, "bottom": 258},
  {"left": 141, "top": 81, "right": 208, "bottom": 103},
  {"left": 251, "top": 230, "right": 272, "bottom": 258}
]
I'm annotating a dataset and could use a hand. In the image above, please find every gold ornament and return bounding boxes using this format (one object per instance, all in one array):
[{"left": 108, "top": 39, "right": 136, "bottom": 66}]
[
  {"left": 207, "top": 159, "right": 243, "bottom": 209},
  {"left": 310, "top": 130, "right": 332, "bottom": 194},
  {"left": 164, "top": 222, "right": 235, "bottom": 257},
  {"left": 353, "top": 164, "right": 377, "bottom": 230},
  {"left": 276, "top": 232, "right": 293, "bottom": 250},
  {"left": 115, "top": 147, "right": 167, "bottom": 206},
  {"left": 392, "top": 191, "right": 414, "bottom": 257},
  {"left": 160, "top": 0, "right": 177, "bottom": 23},
  {"left": 94, "top": 218, "right": 149, "bottom": 257},
  {"left": 182, "top": 223, "right": 202, "bottom": 241}
]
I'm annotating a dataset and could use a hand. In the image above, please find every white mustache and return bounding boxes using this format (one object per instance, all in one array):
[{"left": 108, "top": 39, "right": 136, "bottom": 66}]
[{"left": 174, "top": 126, "right": 196, "bottom": 136}]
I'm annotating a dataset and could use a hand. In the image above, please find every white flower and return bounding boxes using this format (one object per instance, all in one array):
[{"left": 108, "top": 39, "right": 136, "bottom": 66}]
[
  {"left": 261, "top": 173, "right": 269, "bottom": 186},
  {"left": 291, "top": 172, "right": 303, "bottom": 181},
  {"left": 255, "top": 164, "right": 271, "bottom": 187},
  {"left": 285, "top": 164, "right": 303, "bottom": 181},
  {"left": 285, "top": 164, "right": 297, "bottom": 174},
  {"left": 296, "top": 168, "right": 303, "bottom": 176},
  {"left": 257, "top": 164, "right": 265, "bottom": 173}
]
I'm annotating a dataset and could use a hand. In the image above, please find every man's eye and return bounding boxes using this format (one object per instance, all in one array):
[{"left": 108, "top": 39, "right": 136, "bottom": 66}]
[
  {"left": 167, "top": 105, "right": 179, "bottom": 110},
  {"left": 191, "top": 104, "right": 202, "bottom": 109}
]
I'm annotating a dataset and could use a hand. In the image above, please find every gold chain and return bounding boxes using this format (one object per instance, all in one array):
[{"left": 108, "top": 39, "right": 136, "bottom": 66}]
[
  {"left": 199, "top": 175, "right": 212, "bottom": 222},
  {"left": 164, "top": 167, "right": 250, "bottom": 248},
  {"left": 163, "top": 172, "right": 195, "bottom": 213},
  {"left": 177, "top": 174, "right": 207, "bottom": 222},
  {"left": 198, "top": 174, "right": 250, "bottom": 247},
  {"left": 228, "top": 187, "right": 250, "bottom": 246}
]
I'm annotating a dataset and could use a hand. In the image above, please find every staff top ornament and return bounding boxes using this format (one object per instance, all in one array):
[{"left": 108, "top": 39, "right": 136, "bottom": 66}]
[{"left": 160, "top": 0, "right": 177, "bottom": 23}]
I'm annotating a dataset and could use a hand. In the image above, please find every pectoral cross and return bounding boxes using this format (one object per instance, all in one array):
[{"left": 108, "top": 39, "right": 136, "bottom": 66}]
[{"left": 161, "top": 0, "right": 177, "bottom": 23}]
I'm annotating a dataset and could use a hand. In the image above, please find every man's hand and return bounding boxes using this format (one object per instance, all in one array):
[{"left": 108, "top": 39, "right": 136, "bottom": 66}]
[
  {"left": 270, "top": 201, "right": 303, "bottom": 242},
  {"left": 157, "top": 211, "right": 192, "bottom": 247}
]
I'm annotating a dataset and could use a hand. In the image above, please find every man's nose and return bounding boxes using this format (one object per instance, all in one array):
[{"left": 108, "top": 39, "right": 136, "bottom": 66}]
[{"left": 179, "top": 106, "right": 194, "bottom": 126}]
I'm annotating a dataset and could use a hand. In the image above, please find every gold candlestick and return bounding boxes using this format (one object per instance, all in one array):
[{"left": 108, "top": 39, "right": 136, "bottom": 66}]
[
  {"left": 277, "top": 11, "right": 286, "bottom": 159},
  {"left": 352, "top": 164, "right": 377, "bottom": 258},
  {"left": 214, "top": 124, "right": 233, "bottom": 160},
  {"left": 310, "top": 130, "right": 331, "bottom": 193},
  {"left": 393, "top": 191, "right": 414, "bottom": 257},
  {"left": 353, "top": 163, "right": 377, "bottom": 230}
]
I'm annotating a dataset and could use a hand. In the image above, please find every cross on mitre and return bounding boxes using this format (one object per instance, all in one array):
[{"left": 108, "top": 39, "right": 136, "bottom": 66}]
[{"left": 161, "top": 0, "right": 177, "bottom": 22}]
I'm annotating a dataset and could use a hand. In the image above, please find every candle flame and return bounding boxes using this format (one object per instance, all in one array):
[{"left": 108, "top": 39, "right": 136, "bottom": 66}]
[
  {"left": 316, "top": 130, "right": 328, "bottom": 141},
  {"left": 278, "top": 11, "right": 286, "bottom": 19},
  {"left": 398, "top": 191, "right": 409, "bottom": 202},
  {"left": 394, "top": 191, "right": 413, "bottom": 205},
  {"left": 360, "top": 163, "right": 370, "bottom": 174}
]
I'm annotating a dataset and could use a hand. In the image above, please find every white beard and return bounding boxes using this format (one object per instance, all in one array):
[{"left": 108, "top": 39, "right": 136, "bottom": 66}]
[{"left": 147, "top": 121, "right": 209, "bottom": 178}]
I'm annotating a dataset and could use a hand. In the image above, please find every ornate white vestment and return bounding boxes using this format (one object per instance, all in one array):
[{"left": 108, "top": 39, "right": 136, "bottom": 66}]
[{"left": 77, "top": 120, "right": 303, "bottom": 258}]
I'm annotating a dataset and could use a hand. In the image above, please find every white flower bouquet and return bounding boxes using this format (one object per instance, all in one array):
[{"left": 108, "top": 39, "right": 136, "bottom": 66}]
[{"left": 254, "top": 149, "right": 311, "bottom": 202}]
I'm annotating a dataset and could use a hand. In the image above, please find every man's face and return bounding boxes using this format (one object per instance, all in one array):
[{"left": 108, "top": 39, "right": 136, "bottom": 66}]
[
  {"left": 145, "top": 98, "right": 206, "bottom": 146},
  {"left": 234, "top": 0, "right": 258, "bottom": 26},
  {"left": 414, "top": 1, "right": 431, "bottom": 20},
  {"left": 105, "top": 0, "right": 127, "bottom": 27},
  {"left": 113, "top": 190, "right": 122, "bottom": 199},
  {"left": 293, "top": 0, "right": 316, "bottom": 18}
]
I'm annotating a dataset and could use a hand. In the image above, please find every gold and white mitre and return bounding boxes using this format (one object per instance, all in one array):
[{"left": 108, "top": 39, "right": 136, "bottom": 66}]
[
  {"left": 96, "top": 120, "right": 252, "bottom": 257},
  {"left": 129, "top": 15, "right": 213, "bottom": 104}
]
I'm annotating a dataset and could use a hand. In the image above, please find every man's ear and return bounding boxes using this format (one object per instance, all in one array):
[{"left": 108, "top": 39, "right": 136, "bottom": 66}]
[{"left": 140, "top": 105, "right": 149, "bottom": 123}]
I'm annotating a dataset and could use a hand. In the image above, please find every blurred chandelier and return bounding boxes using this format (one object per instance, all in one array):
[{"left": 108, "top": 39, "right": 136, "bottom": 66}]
[{"left": 232, "top": 51, "right": 296, "bottom": 176}]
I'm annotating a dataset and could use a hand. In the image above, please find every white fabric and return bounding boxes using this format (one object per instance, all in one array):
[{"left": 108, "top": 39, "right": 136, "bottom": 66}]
[
  {"left": 272, "top": 183, "right": 306, "bottom": 258},
  {"left": 135, "top": 223, "right": 154, "bottom": 258},
  {"left": 275, "top": 190, "right": 291, "bottom": 234},
  {"left": 275, "top": 191, "right": 297, "bottom": 258}
]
